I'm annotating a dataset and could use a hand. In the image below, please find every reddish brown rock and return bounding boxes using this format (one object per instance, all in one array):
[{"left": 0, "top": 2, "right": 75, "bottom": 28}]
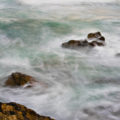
[
  {"left": 0, "top": 102, "right": 55, "bottom": 120},
  {"left": 5, "top": 72, "right": 37, "bottom": 87}
]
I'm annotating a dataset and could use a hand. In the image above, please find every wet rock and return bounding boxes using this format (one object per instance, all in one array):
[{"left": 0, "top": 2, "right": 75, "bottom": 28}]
[
  {"left": 87, "top": 32, "right": 105, "bottom": 41},
  {"left": 61, "top": 32, "right": 105, "bottom": 49},
  {"left": 87, "top": 32, "right": 101, "bottom": 39},
  {"left": 89, "top": 41, "right": 105, "bottom": 47},
  {"left": 0, "top": 102, "right": 55, "bottom": 120},
  {"left": 98, "top": 36, "right": 105, "bottom": 41},
  {"left": 88, "top": 41, "right": 97, "bottom": 47},
  {"left": 62, "top": 39, "right": 88, "bottom": 48},
  {"left": 5, "top": 72, "right": 37, "bottom": 87}
]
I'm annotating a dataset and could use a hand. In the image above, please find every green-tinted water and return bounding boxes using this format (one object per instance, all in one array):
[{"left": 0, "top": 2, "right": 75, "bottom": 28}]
[{"left": 0, "top": 0, "right": 120, "bottom": 120}]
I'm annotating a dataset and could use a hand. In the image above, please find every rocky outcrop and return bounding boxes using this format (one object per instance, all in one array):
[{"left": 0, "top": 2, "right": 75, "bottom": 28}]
[
  {"left": 5, "top": 72, "right": 37, "bottom": 87},
  {"left": 61, "top": 32, "right": 105, "bottom": 49},
  {"left": 0, "top": 102, "right": 55, "bottom": 120}
]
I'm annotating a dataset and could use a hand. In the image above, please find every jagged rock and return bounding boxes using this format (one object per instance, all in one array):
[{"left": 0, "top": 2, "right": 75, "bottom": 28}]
[
  {"left": 61, "top": 32, "right": 105, "bottom": 49},
  {"left": 5, "top": 72, "right": 37, "bottom": 87},
  {"left": 0, "top": 102, "right": 55, "bottom": 120}
]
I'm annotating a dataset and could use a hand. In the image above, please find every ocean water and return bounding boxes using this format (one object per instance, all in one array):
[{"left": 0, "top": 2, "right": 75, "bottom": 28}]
[{"left": 0, "top": 0, "right": 120, "bottom": 120}]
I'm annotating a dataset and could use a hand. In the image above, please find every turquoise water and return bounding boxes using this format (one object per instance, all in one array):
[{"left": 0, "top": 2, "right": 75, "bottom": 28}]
[{"left": 0, "top": 0, "right": 120, "bottom": 120}]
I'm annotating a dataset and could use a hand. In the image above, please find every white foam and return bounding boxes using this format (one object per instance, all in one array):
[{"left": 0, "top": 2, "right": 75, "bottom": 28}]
[
  {"left": 18, "top": 0, "right": 119, "bottom": 5},
  {"left": 0, "top": 57, "right": 31, "bottom": 68}
]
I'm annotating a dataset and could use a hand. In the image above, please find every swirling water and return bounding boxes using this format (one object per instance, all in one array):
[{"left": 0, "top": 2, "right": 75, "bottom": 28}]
[{"left": 0, "top": 0, "right": 120, "bottom": 120}]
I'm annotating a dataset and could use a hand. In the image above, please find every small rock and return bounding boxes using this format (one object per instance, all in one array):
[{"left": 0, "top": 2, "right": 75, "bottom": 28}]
[
  {"left": 96, "top": 42, "right": 105, "bottom": 46},
  {"left": 0, "top": 102, "right": 55, "bottom": 120},
  {"left": 5, "top": 72, "right": 37, "bottom": 87},
  {"left": 88, "top": 41, "right": 97, "bottom": 47},
  {"left": 89, "top": 41, "right": 104, "bottom": 47},
  {"left": 62, "top": 39, "right": 88, "bottom": 48},
  {"left": 98, "top": 36, "right": 105, "bottom": 41},
  {"left": 87, "top": 32, "right": 101, "bottom": 39},
  {"left": 87, "top": 32, "right": 105, "bottom": 42}
]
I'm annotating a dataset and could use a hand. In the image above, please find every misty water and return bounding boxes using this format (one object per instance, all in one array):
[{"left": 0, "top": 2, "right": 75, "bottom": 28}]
[{"left": 0, "top": 0, "right": 120, "bottom": 120}]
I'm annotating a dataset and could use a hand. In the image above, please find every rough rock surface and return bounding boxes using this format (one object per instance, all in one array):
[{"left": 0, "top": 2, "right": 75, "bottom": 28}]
[
  {"left": 61, "top": 32, "right": 105, "bottom": 49},
  {"left": 5, "top": 72, "right": 37, "bottom": 87},
  {"left": 0, "top": 102, "right": 55, "bottom": 120}
]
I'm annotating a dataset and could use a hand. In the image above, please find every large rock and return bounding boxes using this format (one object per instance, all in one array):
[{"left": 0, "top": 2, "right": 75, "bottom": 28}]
[
  {"left": 5, "top": 72, "right": 37, "bottom": 87},
  {"left": 61, "top": 32, "right": 105, "bottom": 49},
  {"left": 0, "top": 102, "right": 55, "bottom": 120}
]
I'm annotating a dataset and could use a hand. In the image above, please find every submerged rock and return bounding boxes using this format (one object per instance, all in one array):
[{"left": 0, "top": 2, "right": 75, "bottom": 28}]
[
  {"left": 61, "top": 32, "right": 105, "bottom": 49},
  {"left": 0, "top": 102, "right": 55, "bottom": 120},
  {"left": 5, "top": 72, "right": 37, "bottom": 87}
]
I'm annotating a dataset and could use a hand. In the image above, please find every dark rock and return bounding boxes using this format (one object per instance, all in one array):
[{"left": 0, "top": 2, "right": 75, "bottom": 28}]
[
  {"left": 5, "top": 72, "right": 37, "bottom": 87},
  {"left": 0, "top": 102, "right": 55, "bottom": 120},
  {"left": 61, "top": 32, "right": 105, "bottom": 49},
  {"left": 87, "top": 32, "right": 101, "bottom": 39},
  {"left": 62, "top": 39, "right": 104, "bottom": 49},
  {"left": 98, "top": 36, "right": 105, "bottom": 41},
  {"left": 88, "top": 41, "right": 97, "bottom": 47},
  {"left": 89, "top": 41, "right": 104, "bottom": 47},
  {"left": 96, "top": 42, "right": 105, "bottom": 46},
  {"left": 62, "top": 39, "right": 89, "bottom": 48},
  {"left": 87, "top": 32, "right": 105, "bottom": 41}
]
